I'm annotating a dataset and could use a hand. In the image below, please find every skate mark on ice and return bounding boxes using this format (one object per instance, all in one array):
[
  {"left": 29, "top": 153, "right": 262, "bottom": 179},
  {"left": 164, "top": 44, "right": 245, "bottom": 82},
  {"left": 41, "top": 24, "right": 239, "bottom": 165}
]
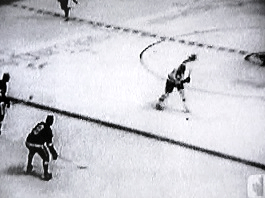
[
  {"left": 146, "top": 100, "right": 192, "bottom": 118},
  {"left": 0, "top": 36, "right": 101, "bottom": 68},
  {"left": 6, "top": 164, "right": 46, "bottom": 181}
]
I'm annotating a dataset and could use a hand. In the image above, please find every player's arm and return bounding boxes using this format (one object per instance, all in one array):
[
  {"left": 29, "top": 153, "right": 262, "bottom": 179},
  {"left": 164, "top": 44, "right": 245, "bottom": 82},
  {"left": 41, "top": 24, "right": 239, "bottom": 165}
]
[
  {"left": 182, "top": 69, "right": 191, "bottom": 84},
  {"left": 47, "top": 142, "right": 58, "bottom": 160},
  {"left": 182, "top": 76, "right": 190, "bottom": 83},
  {"left": 168, "top": 69, "right": 178, "bottom": 82},
  {"left": 46, "top": 129, "right": 58, "bottom": 160}
]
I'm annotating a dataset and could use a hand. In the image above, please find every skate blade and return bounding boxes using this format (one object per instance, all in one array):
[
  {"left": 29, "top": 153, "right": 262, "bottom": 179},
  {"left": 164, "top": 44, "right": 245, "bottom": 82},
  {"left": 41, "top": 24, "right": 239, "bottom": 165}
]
[{"left": 155, "top": 103, "right": 164, "bottom": 110}]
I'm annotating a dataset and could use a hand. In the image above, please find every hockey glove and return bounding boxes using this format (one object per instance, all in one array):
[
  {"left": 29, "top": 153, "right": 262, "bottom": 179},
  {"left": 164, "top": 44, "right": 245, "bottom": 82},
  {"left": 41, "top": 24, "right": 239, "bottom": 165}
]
[
  {"left": 73, "top": 0, "right": 79, "bottom": 4},
  {"left": 48, "top": 145, "right": 58, "bottom": 160},
  {"left": 188, "top": 54, "right": 197, "bottom": 61},
  {"left": 183, "top": 76, "right": 191, "bottom": 83}
]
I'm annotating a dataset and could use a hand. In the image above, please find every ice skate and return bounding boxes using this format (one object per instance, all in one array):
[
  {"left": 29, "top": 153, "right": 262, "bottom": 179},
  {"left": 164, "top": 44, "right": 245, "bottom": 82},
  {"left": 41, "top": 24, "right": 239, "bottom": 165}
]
[
  {"left": 182, "top": 105, "right": 190, "bottom": 113},
  {"left": 155, "top": 101, "right": 164, "bottom": 110},
  {"left": 43, "top": 172, "right": 52, "bottom": 181},
  {"left": 26, "top": 164, "right": 33, "bottom": 174},
  {"left": 183, "top": 108, "right": 190, "bottom": 113},
  {"left": 155, "top": 93, "right": 168, "bottom": 110}
]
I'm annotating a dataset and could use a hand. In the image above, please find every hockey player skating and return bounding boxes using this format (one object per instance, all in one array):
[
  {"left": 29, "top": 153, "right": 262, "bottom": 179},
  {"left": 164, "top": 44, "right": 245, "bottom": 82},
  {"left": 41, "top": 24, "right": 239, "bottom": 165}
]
[
  {"left": 57, "top": 0, "right": 79, "bottom": 19},
  {"left": 156, "top": 54, "right": 197, "bottom": 113},
  {"left": 25, "top": 115, "right": 58, "bottom": 181},
  {"left": 0, "top": 73, "right": 10, "bottom": 134}
]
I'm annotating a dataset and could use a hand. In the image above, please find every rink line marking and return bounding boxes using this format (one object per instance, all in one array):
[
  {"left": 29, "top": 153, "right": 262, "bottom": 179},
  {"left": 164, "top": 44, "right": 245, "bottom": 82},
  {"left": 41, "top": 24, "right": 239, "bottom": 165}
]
[
  {"left": 11, "top": 3, "right": 249, "bottom": 56},
  {"left": 9, "top": 96, "right": 265, "bottom": 171},
  {"left": 139, "top": 40, "right": 265, "bottom": 101},
  {"left": 140, "top": 40, "right": 165, "bottom": 80}
]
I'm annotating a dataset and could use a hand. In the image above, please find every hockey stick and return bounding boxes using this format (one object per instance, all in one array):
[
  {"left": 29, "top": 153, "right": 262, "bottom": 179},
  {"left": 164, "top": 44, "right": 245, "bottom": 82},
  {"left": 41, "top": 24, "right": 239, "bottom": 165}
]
[{"left": 58, "top": 155, "right": 88, "bottom": 169}]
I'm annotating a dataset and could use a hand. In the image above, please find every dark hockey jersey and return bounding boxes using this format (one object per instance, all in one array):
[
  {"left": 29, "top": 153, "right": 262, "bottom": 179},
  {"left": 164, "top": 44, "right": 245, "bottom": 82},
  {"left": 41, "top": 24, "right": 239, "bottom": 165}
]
[
  {"left": 0, "top": 79, "right": 7, "bottom": 97},
  {"left": 167, "top": 64, "right": 186, "bottom": 84},
  {"left": 26, "top": 122, "right": 53, "bottom": 145}
]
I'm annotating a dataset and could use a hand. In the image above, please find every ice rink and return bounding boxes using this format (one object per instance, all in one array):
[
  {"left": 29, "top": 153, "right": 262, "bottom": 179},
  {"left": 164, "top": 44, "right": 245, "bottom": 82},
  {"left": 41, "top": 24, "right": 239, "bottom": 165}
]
[{"left": 0, "top": 0, "right": 265, "bottom": 197}]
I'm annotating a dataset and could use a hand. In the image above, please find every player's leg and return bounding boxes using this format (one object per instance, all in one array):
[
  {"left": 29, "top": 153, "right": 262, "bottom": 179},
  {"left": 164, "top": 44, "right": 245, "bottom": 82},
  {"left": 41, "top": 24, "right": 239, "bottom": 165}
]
[
  {"left": 0, "top": 102, "right": 5, "bottom": 134},
  {"left": 38, "top": 146, "right": 52, "bottom": 180},
  {"left": 59, "top": 0, "right": 68, "bottom": 9},
  {"left": 159, "top": 80, "right": 174, "bottom": 102},
  {"left": 0, "top": 121, "right": 3, "bottom": 135},
  {"left": 178, "top": 89, "right": 189, "bottom": 113},
  {"left": 59, "top": 0, "right": 70, "bottom": 17},
  {"left": 159, "top": 93, "right": 168, "bottom": 102},
  {"left": 26, "top": 148, "right": 36, "bottom": 173},
  {"left": 65, "top": 8, "right": 70, "bottom": 18},
  {"left": 0, "top": 102, "right": 4, "bottom": 117},
  {"left": 156, "top": 80, "right": 175, "bottom": 110}
]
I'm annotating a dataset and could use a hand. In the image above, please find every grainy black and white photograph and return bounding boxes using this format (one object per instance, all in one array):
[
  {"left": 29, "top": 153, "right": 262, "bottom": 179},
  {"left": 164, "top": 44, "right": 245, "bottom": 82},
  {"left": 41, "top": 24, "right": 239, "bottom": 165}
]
[{"left": 0, "top": 0, "right": 265, "bottom": 197}]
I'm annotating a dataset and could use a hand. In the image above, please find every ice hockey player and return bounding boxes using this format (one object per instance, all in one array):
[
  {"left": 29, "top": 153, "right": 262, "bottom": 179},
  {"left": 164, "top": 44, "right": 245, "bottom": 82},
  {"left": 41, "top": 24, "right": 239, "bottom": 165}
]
[
  {"left": 57, "top": 0, "right": 79, "bottom": 19},
  {"left": 25, "top": 115, "right": 58, "bottom": 181},
  {"left": 0, "top": 73, "right": 10, "bottom": 134},
  {"left": 156, "top": 54, "right": 197, "bottom": 112}
]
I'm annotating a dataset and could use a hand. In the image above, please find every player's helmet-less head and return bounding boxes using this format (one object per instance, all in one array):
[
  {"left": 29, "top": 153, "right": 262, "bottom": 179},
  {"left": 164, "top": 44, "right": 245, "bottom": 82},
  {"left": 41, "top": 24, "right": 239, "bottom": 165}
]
[
  {"left": 3, "top": 73, "right": 10, "bottom": 82},
  {"left": 46, "top": 115, "right": 54, "bottom": 126},
  {"left": 188, "top": 54, "right": 197, "bottom": 61}
]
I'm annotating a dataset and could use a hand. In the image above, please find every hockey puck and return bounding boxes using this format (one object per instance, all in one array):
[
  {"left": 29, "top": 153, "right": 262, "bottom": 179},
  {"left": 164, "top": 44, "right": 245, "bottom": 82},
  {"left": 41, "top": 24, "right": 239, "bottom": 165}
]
[
  {"left": 186, "top": 117, "right": 189, "bottom": 120},
  {"left": 29, "top": 95, "right": 33, "bottom": 100}
]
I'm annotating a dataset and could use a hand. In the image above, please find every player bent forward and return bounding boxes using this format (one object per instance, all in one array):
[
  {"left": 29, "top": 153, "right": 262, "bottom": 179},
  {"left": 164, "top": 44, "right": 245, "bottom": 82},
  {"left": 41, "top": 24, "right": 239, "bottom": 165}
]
[
  {"left": 157, "top": 54, "right": 197, "bottom": 112},
  {"left": 25, "top": 115, "right": 58, "bottom": 181}
]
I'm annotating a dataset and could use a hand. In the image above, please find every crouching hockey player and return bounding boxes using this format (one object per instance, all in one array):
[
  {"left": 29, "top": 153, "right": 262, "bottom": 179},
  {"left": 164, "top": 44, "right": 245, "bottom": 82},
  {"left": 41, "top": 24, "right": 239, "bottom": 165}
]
[
  {"left": 156, "top": 54, "right": 197, "bottom": 112},
  {"left": 25, "top": 115, "right": 58, "bottom": 181}
]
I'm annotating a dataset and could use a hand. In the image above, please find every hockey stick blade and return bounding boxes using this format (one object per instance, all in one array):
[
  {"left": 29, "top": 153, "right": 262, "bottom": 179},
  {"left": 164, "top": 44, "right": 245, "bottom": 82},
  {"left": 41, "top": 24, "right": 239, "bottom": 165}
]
[{"left": 58, "top": 156, "right": 88, "bottom": 169}]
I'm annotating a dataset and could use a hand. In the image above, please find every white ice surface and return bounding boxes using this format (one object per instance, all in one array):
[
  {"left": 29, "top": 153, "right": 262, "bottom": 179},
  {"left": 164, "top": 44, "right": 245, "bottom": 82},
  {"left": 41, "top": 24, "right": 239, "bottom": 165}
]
[{"left": 0, "top": 0, "right": 265, "bottom": 197}]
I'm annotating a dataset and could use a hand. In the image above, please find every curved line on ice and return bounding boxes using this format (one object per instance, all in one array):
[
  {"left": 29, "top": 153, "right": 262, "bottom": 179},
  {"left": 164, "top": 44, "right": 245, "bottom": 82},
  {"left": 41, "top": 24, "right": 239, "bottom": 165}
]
[
  {"left": 139, "top": 39, "right": 166, "bottom": 81},
  {"left": 139, "top": 41, "right": 265, "bottom": 101}
]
